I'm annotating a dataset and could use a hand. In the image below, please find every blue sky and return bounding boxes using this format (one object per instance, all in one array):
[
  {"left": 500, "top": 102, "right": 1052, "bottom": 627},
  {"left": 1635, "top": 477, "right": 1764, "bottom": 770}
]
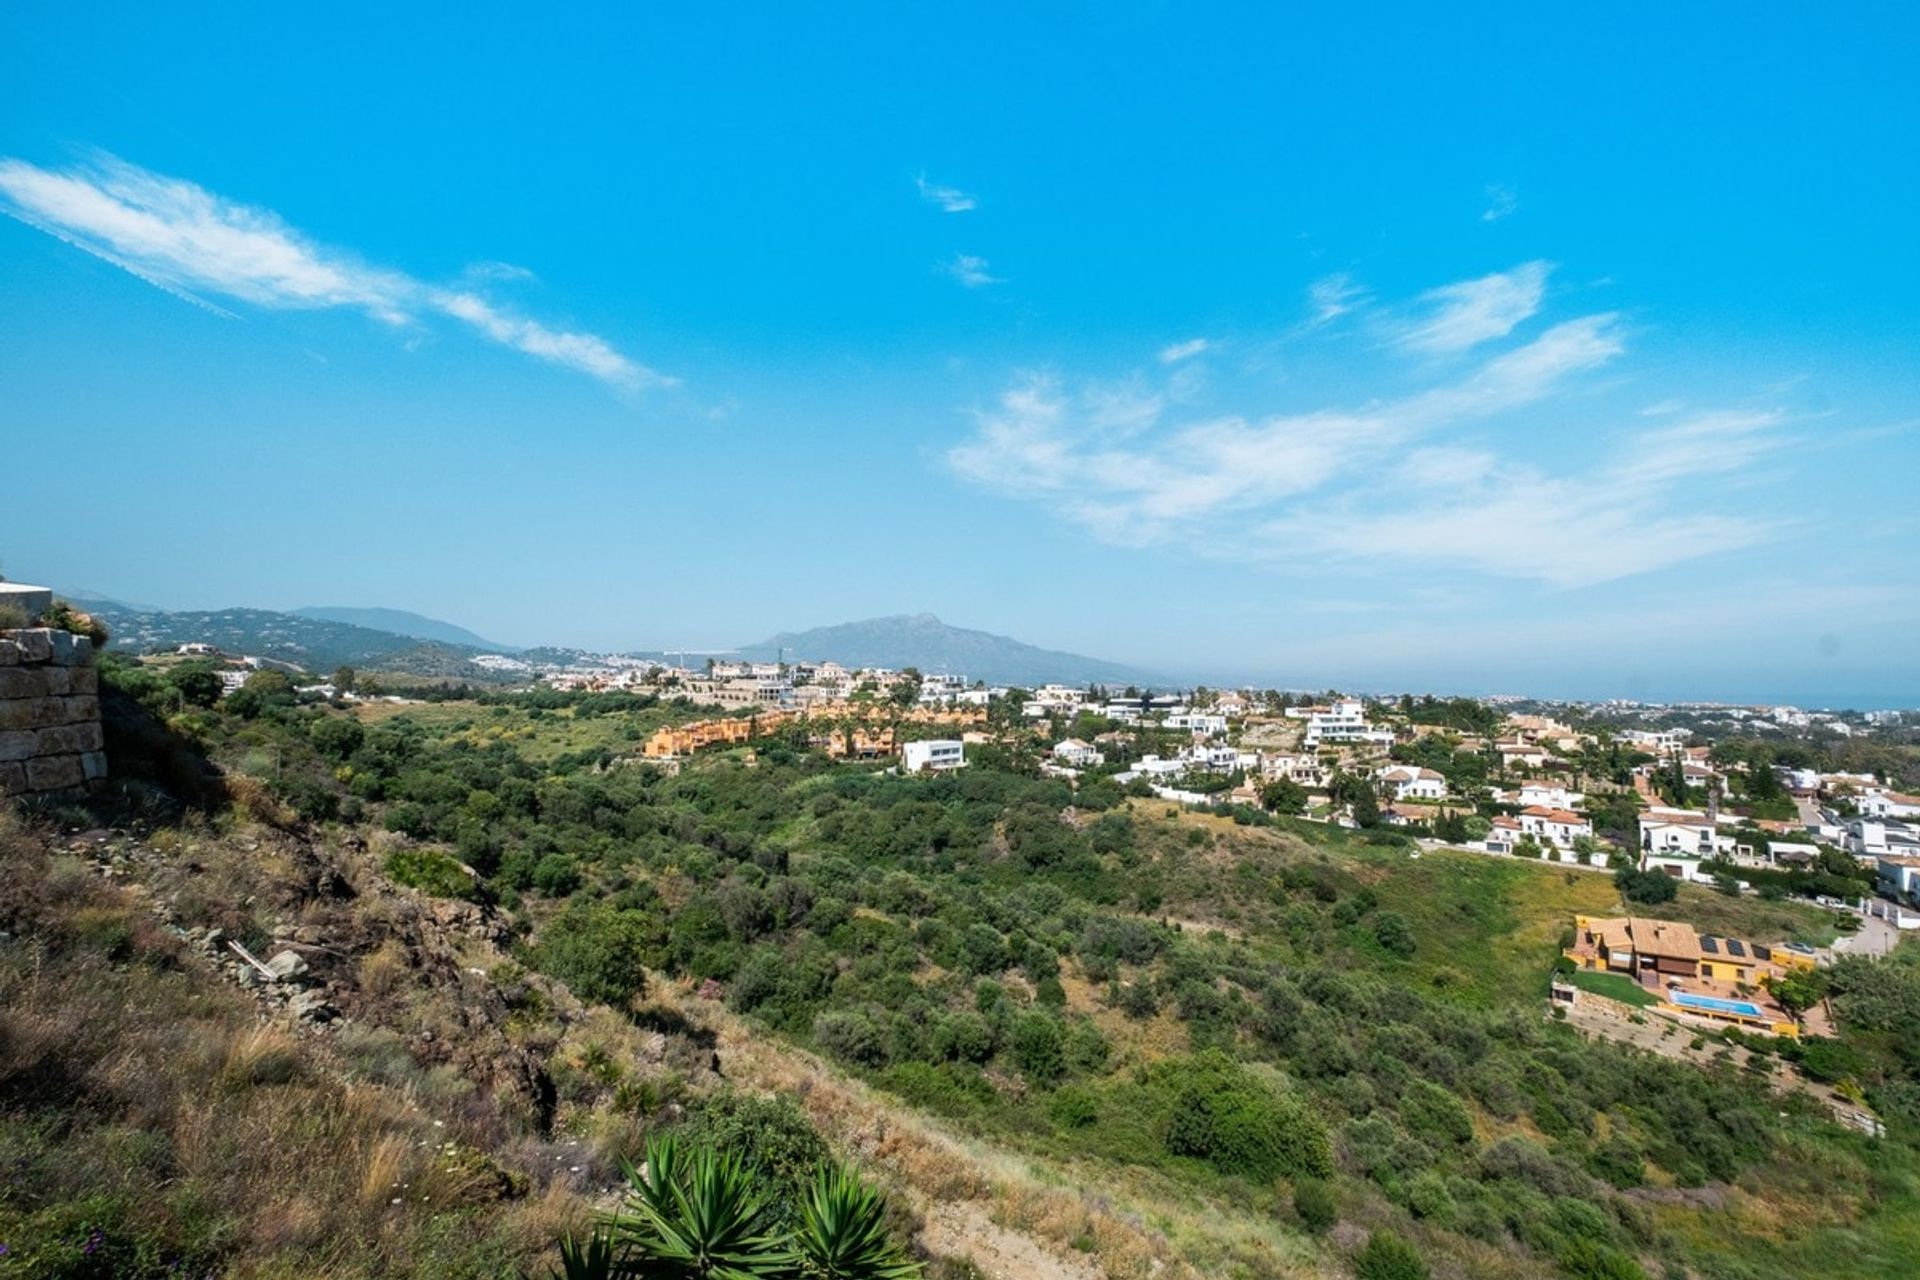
[{"left": 3, "top": 3, "right": 1917, "bottom": 705}]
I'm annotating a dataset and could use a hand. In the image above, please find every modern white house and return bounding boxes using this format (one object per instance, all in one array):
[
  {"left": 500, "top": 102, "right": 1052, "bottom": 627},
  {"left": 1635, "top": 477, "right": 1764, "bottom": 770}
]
[
  {"left": 1165, "top": 712, "right": 1228, "bottom": 737},
  {"left": 900, "top": 739, "right": 967, "bottom": 774},
  {"left": 1377, "top": 765, "right": 1449, "bottom": 802},
  {"left": 1845, "top": 818, "right": 1920, "bottom": 860},
  {"left": 1619, "top": 728, "right": 1690, "bottom": 752},
  {"left": 1302, "top": 699, "right": 1395, "bottom": 749},
  {"left": 1518, "top": 782, "right": 1584, "bottom": 809}
]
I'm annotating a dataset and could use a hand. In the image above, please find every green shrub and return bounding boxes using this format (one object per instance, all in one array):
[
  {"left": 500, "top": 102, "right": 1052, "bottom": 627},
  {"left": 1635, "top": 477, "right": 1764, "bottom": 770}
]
[
  {"left": 1009, "top": 1011, "right": 1066, "bottom": 1087},
  {"left": 1400, "top": 1080, "right": 1474, "bottom": 1147},
  {"left": 385, "top": 847, "right": 473, "bottom": 898},
  {"left": 1048, "top": 1084, "right": 1100, "bottom": 1129},
  {"left": 676, "top": 1089, "right": 828, "bottom": 1213},
  {"left": 1159, "top": 1053, "right": 1333, "bottom": 1181},
  {"left": 1372, "top": 912, "right": 1417, "bottom": 958},
  {"left": 1292, "top": 1177, "right": 1337, "bottom": 1233},
  {"left": 1355, "top": 1230, "right": 1429, "bottom": 1280},
  {"left": 530, "top": 902, "right": 652, "bottom": 1006},
  {"left": 815, "top": 1009, "right": 888, "bottom": 1067}
]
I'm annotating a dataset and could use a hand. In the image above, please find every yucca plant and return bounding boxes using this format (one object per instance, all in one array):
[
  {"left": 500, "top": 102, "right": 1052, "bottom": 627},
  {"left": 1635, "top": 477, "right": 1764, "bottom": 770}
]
[
  {"left": 790, "top": 1164, "right": 922, "bottom": 1280},
  {"left": 609, "top": 1137, "right": 792, "bottom": 1278},
  {"left": 546, "top": 1228, "right": 621, "bottom": 1280}
]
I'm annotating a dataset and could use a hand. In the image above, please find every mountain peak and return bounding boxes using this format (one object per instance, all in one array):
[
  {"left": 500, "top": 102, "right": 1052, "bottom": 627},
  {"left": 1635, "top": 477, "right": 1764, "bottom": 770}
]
[{"left": 738, "top": 615, "right": 1156, "bottom": 687}]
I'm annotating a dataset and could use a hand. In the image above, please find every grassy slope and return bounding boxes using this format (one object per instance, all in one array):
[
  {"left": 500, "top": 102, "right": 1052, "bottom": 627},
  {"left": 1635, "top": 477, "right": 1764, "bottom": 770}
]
[
  {"left": 0, "top": 823, "right": 581, "bottom": 1278},
  {"left": 140, "top": 696, "right": 1910, "bottom": 1280}
]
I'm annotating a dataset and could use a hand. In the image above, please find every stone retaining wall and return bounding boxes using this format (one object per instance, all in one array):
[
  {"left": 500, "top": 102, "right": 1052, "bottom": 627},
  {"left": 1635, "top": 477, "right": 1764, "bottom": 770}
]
[{"left": 0, "top": 627, "right": 106, "bottom": 796}]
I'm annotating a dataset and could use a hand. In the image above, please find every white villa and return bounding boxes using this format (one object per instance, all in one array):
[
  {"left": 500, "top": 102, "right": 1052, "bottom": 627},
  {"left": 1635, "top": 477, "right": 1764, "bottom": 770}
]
[
  {"left": 1051, "top": 738, "right": 1105, "bottom": 768},
  {"left": 1377, "top": 765, "right": 1448, "bottom": 802}
]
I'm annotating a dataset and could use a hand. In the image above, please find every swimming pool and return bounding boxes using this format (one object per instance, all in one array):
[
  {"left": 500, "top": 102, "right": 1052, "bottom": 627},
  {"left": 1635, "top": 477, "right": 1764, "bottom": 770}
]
[{"left": 1670, "top": 991, "right": 1764, "bottom": 1018}]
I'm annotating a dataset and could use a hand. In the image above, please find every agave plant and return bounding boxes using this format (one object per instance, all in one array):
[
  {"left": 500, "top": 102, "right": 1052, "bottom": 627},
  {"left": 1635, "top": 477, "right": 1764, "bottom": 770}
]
[
  {"left": 790, "top": 1164, "right": 921, "bottom": 1280},
  {"left": 608, "top": 1137, "right": 791, "bottom": 1278},
  {"left": 546, "top": 1228, "right": 621, "bottom": 1280}
]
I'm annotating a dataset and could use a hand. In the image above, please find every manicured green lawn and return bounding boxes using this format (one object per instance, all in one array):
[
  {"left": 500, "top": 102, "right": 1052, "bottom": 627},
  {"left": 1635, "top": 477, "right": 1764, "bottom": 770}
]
[{"left": 1570, "top": 968, "right": 1660, "bottom": 1008}]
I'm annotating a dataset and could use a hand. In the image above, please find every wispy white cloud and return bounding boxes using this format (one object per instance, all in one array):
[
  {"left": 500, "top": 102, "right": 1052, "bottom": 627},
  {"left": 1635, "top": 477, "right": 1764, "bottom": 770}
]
[
  {"left": 1308, "top": 273, "right": 1365, "bottom": 324},
  {"left": 1397, "top": 260, "right": 1550, "bottom": 354},
  {"left": 1158, "top": 337, "right": 1210, "bottom": 364},
  {"left": 1258, "top": 410, "right": 1791, "bottom": 587},
  {"left": 1482, "top": 182, "right": 1518, "bottom": 222},
  {"left": 941, "top": 253, "right": 1003, "bottom": 288},
  {"left": 946, "top": 260, "right": 1797, "bottom": 587},
  {"left": 0, "top": 151, "right": 670, "bottom": 390},
  {"left": 916, "top": 173, "right": 976, "bottom": 213},
  {"left": 950, "top": 313, "right": 1626, "bottom": 552}
]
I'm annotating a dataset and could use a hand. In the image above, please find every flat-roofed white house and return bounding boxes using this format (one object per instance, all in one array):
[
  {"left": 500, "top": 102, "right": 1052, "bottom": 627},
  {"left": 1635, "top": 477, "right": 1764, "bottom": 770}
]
[
  {"left": 1303, "top": 699, "right": 1395, "bottom": 748},
  {"left": 1377, "top": 765, "right": 1448, "bottom": 802},
  {"left": 1846, "top": 818, "right": 1920, "bottom": 860},
  {"left": 901, "top": 739, "right": 966, "bottom": 774},
  {"left": 1165, "top": 712, "right": 1228, "bottom": 737},
  {"left": 1518, "top": 782, "right": 1584, "bottom": 809}
]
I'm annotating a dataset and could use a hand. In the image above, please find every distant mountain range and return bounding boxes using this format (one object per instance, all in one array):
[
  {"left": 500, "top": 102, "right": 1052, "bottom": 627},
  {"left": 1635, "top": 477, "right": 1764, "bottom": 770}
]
[
  {"left": 291, "top": 606, "right": 518, "bottom": 653},
  {"left": 62, "top": 595, "right": 1156, "bottom": 689},
  {"left": 70, "top": 600, "right": 499, "bottom": 680},
  {"left": 737, "top": 613, "right": 1159, "bottom": 688}
]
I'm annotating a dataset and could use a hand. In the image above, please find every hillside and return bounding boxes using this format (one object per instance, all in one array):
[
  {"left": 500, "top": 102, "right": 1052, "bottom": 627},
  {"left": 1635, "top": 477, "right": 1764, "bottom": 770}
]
[
  {"left": 291, "top": 605, "right": 519, "bottom": 653},
  {"left": 739, "top": 613, "right": 1159, "bottom": 687},
  {"left": 25, "top": 660, "right": 1916, "bottom": 1280},
  {"left": 71, "top": 601, "right": 499, "bottom": 679}
]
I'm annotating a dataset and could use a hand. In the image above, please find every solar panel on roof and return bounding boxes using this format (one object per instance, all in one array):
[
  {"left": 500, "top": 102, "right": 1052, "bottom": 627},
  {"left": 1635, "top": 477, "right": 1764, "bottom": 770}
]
[
  {"left": 1700, "top": 936, "right": 1720, "bottom": 954},
  {"left": 1726, "top": 939, "right": 1747, "bottom": 958},
  {"left": 1754, "top": 945, "right": 1771, "bottom": 961}
]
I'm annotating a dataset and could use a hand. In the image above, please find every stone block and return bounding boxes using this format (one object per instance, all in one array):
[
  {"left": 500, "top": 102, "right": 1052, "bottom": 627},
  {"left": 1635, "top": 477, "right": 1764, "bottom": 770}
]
[
  {"left": 79, "top": 750, "right": 108, "bottom": 781},
  {"left": 11, "top": 630, "right": 52, "bottom": 663},
  {"left": 26, "top": 754, "right": 83, "bottom": 791},
  {"left": 0, "top": 668, "right": 56, "bottom": 700},
  {"left": 61, "top": 695, "right": 100, "bottom": 723},
  {"left": 0, "top": 698, "right": 68, "bottom": 732},
  {"left": 66, "top": 667, "right": 98, "bottom": 695},
  {"left": 0, "top": 639, "right": 21, "bottom": 666},
  {"left": 0, "top": 761, "right": 24, "bottom": 794},
  {"left": 0, "top": 731, "right": 34, "bottom": 762},
  {"left": 36, "top": 722, "right": 104, "bottom": 755},
  {"left": 46, "top": 631, "right": 93, "bottom": 666}
]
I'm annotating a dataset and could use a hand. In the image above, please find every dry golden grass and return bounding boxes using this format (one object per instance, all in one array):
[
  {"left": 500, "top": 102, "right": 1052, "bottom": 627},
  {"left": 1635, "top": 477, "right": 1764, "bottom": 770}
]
[
  {"left": 0, "top": 811, "right": 597, "bottom": 1279},
  {"left": 654, "top": 979, "right": 1216, "bottom": 1280}
]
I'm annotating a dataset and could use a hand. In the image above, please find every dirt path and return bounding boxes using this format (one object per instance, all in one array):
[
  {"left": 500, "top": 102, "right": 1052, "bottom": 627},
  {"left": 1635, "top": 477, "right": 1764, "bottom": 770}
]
[
  {"left": 918, "top": 1201, "right": 1105, "bottom": 1280},
  {"left": 660, "top": 983, "right": 1206, "bottom": 1280}
]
